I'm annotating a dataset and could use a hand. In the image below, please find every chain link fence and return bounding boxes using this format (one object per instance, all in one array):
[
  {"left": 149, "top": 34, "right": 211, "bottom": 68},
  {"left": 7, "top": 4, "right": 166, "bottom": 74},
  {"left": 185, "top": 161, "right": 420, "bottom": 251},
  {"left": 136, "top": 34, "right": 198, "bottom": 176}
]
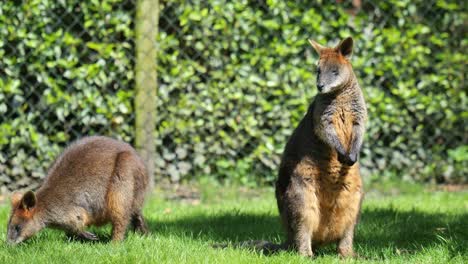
[{"left": 0, "top": 0, "right": 466, "bottom": 192}]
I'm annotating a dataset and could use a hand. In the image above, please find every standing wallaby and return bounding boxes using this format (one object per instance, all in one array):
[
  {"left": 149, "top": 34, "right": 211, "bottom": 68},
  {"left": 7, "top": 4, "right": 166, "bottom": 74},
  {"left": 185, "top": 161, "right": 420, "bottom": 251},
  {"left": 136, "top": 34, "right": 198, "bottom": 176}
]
[
  {"left": 6, "top": 136, "right": 149, "bottom": 244},
  {"left": 275, "top": 37, "right": 367, "bottom": 258}
]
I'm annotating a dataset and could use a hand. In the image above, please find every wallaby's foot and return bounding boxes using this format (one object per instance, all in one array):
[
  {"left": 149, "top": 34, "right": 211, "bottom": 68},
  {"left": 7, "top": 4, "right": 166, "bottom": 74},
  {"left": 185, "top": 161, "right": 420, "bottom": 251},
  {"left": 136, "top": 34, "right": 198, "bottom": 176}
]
[
  {"left": 299, "top": 248, "right": 314, "bottom": 258},
  {"left": 338, "top": 247, "right": 356, "bottom": 258},
  {"left": 111, "top": 222, "right": 127, "bottom": 242},
  {"left": 131, "top": 213, "right": 149, "bottom": 234},
  {"left": 295, "top": 233, "right": 313, "bottom": 258},
  {"left": 295, "top": 228, "right": 314, "bottom": 258},
  {"left": 110, "top": 213, "right": 133, "bottom": 242}
]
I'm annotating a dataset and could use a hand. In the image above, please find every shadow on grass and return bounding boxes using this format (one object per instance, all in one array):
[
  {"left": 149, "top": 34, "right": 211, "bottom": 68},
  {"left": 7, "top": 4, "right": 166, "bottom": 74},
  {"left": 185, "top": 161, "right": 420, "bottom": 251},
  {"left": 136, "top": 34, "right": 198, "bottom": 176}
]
[
  {"left": 148, "top": 212, "right": 282, "bottom": 243},
  {"left": 356, "top": 208, "right": 467, "bottom": 258},
  {"left": 147, "top": 208, "right": 467, "bottom": 258}
]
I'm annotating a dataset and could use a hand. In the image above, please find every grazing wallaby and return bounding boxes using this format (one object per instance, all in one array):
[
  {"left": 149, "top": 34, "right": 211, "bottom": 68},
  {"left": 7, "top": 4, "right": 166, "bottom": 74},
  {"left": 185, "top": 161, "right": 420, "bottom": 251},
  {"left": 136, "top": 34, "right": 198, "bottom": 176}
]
[
  {"left": 275, "top": 36, "right": 367, "bottom": 257},
  {"left": 6, "top": 136, "right": 149, "bottom": 244}
]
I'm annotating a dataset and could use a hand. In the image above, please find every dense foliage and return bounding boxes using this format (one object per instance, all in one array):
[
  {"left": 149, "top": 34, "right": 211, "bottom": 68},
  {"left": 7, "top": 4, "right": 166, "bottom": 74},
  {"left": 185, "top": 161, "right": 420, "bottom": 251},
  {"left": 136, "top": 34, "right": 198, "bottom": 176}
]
[
  {"left": 0, "top": 0, "right": 135, "bottom": 191},
  {"left": 0, "top": 0, "right": 466, "bottom": 191}
]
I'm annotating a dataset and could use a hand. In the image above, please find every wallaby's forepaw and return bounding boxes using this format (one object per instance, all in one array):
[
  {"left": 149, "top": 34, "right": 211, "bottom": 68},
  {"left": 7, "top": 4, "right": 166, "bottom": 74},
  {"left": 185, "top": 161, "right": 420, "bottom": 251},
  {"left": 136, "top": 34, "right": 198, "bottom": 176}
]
[
  {"left": 67, "top": 231, "right": 99, "bottom": 242},
  {"left": 78, "top": 231, "right": 99, "bottom": 241},
  {"left": 338, "top": 152, "right": 357, "bottom": 166}
]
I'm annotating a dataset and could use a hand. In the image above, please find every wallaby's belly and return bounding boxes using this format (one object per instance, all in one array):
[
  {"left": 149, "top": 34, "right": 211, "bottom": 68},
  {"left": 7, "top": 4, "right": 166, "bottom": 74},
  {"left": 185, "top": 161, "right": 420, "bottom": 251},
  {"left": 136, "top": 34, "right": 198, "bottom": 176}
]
[
  {"left": 312, "top": 168, "right": 362, "bottom": 244},
  {"left": 280, "top": 158, "right": 362, "bottom": 245}
]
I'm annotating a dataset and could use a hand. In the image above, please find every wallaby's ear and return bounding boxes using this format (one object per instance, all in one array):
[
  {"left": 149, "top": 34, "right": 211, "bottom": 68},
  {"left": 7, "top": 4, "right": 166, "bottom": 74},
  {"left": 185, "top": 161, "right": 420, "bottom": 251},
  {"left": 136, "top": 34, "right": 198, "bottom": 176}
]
[
  {"left": 11, "top": 192, "right": 23, "bottom": 208},
  {"left": 336, "top": 37, "right": 353, "bottom": 59},
  {"left": 20, "top": 191, "right": 36, "bottom": 210},
  {"left": 308, "top": 39, "right": 325, "bottom": 55}
]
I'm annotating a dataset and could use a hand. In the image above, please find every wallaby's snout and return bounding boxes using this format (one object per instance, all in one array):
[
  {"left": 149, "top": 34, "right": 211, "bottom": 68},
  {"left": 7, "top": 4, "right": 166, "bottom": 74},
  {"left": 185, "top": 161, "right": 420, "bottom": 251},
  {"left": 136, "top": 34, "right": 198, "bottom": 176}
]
[
  {"left": 6, "top": 233, "right": 24, "bottom": 246},
  {"left": 316, "top": 67, "right": 324, "bottom": 92},
  {"left": 317, "top": 83, "right": 324, "bottom": 92},
  {"left": 6, "top": 224, "right": 22, "bottom": 245}
]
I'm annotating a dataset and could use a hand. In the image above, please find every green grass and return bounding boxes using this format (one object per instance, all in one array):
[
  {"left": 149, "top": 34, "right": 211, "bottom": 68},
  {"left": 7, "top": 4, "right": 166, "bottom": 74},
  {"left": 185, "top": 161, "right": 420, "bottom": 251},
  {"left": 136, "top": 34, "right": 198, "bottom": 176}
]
[{"left": 0, "top": 184, "right": 466, "bottom": 263}]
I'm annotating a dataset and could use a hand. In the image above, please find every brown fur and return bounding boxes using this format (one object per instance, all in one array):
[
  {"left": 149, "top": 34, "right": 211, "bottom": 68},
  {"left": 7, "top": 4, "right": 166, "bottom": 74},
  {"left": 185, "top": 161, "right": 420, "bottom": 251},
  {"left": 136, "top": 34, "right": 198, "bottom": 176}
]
[
  {"left": 7, "top": 136, "right": 150, "bottom": 244},
  {"left": 275, "top": 37, "right": 367, "bottom": 258}
]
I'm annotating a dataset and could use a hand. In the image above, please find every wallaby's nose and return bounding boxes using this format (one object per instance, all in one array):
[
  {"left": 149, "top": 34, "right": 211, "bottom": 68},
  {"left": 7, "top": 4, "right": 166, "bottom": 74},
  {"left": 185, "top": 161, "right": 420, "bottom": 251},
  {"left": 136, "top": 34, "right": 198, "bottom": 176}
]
[{"left": 317, "top": 84, "right": 324, "bottom": 91}]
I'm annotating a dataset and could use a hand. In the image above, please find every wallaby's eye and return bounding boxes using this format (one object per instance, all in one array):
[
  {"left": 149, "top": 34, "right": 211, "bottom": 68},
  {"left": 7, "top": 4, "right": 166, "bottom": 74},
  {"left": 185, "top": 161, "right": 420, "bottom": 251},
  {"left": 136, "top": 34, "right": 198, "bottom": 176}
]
[
  {"left": 14, "top": 225, "right": 21, "bottom": 233},
  {"left": 316, "top": 68, "right": 321, "bottom": 75},
  {"left": 332, "top": 70, "right": 339, "bottom": 76}
]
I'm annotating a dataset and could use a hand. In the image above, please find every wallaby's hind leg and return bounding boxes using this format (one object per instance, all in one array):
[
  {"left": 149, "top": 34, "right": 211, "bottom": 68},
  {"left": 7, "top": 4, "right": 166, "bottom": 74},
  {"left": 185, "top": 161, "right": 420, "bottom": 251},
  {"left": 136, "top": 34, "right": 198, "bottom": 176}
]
[
  {"left": 337, "top": 224, "right": 356, "bottom": 258},
  {"left": 337, "top": 191, "right": 363, "bottom": 258},
  {"left": 293, "top": 226, "right": 313, "bottom": 257},
  {"left": 131, "top": 212, "right": 148, "bottom": 234},
  {"left": 275, "top": 183, "right": 295, "bottom": 252},
  {"left": 107, "top": 187, "right": 133, "bottom": 241},
  {"left": 130, "top": 159, "right": 149, "bottom": 235},
  {"left": 106, "top": 152, "right": 136, "bottom": 241},
  {"left": 282, "top": 176, "right": 318, "bottom": 258}
]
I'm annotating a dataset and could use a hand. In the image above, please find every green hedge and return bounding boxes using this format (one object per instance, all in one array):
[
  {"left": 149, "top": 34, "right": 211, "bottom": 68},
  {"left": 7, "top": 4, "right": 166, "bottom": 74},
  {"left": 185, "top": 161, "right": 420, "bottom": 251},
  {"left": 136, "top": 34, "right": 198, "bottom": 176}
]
[
  {"left": 0, "top": 0, "right": 135, "bottom": 191},
  {"left": 0, "top": 0, "right": 466, "bottom": 191}
]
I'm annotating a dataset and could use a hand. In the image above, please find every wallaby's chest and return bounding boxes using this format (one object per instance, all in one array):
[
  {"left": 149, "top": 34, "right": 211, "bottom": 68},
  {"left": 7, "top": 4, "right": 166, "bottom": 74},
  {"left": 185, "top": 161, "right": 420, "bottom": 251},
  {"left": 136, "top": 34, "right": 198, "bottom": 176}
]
[{"left": 314, "top": 100, "right": 355, "bottom": 150}]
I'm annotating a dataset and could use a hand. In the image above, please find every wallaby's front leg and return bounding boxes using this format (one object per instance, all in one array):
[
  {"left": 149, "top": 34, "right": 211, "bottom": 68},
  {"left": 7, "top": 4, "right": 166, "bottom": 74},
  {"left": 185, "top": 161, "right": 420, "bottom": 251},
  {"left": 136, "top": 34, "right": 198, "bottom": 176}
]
[
  {"left": 319, "top": 121, "right": 350, "bottom": 164},
  {"left": 64, "top": 208, "right": 99, "bottom": 242},
  {"left": 347, "top": 122, "right": 365, "bottom": 165},
  {"left": 318, "top": 116, "right": 364, "bottom": 166}
]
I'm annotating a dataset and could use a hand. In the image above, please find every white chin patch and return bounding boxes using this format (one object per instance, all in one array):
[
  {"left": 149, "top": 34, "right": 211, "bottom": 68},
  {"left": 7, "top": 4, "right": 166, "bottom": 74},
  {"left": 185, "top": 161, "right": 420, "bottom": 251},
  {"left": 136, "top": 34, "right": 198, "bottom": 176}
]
[
  {"left": 7, "top": 238, "right": 19, "bottom": 245},
  {"left": 322, "top": 83, "right": 341, "bottom": 94},
  {"left": 320, "top": 87, "right": 334, "bottom": 94}
]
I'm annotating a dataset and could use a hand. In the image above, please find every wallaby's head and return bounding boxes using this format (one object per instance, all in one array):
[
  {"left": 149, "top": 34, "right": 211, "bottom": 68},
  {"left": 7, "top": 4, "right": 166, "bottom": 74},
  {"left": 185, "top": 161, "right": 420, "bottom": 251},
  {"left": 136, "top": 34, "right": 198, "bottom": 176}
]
[
  {"left": 308, "top": 37, "right": 355, "bottom": 94},
  {"left": 7, "top": 191, "right": 43, "bottom": 245}
]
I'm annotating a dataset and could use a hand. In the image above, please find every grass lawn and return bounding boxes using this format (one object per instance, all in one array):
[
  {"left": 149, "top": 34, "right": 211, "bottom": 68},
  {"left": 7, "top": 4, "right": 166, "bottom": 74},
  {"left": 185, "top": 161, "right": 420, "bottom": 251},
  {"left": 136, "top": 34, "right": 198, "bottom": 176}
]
[{"left": 0, "top": 182, "right": 466, "bottom": 263}]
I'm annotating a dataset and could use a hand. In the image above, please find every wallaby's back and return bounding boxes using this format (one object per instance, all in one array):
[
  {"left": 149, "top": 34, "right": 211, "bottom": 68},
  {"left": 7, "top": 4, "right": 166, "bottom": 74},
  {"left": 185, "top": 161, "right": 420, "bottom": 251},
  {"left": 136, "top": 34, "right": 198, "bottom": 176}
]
[{"left": 40, "top": 136, "right": 145, "bottom": 210}]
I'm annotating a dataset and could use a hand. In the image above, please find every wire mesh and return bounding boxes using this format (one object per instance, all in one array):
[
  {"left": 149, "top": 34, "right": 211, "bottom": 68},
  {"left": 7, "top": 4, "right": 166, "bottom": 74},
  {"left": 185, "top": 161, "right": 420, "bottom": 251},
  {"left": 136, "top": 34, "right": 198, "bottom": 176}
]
[{"left": 0, "top": 0, "right": 466, "bottom": 192}]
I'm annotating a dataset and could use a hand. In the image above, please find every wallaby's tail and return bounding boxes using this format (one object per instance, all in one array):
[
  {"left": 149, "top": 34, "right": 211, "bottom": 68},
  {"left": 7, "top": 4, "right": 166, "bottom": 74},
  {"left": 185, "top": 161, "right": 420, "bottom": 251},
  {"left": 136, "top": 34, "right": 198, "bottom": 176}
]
[{"left": 213, "top": 240, "right": 288, "bottom": 255}]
